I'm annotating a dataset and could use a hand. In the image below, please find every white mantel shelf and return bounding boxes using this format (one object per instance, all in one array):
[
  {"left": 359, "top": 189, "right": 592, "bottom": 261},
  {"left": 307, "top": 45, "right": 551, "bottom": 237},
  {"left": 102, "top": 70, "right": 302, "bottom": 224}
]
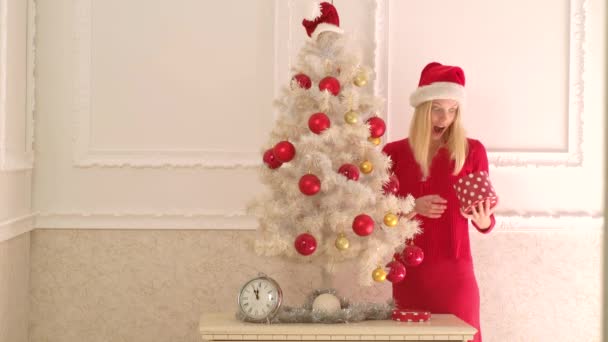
[{"left": 200, "top": 313, "right": 477, "bottom": 342}]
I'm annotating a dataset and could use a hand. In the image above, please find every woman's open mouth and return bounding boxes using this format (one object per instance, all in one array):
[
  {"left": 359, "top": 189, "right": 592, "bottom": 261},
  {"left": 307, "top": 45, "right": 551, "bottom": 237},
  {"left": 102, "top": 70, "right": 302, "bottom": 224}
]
[{"left": 433, "top": 126, "right": 445, "bottom": 134}]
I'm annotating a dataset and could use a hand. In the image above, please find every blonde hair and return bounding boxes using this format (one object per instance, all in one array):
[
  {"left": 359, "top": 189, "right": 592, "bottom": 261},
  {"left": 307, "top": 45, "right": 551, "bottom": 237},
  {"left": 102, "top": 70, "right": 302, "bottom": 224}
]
[{"left": 408, "top": 101, "right": 468, "bottom": 178}]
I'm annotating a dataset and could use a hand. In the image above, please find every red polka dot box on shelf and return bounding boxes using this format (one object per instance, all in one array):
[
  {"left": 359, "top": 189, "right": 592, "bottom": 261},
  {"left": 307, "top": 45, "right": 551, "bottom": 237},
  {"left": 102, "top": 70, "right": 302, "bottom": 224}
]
[
  {"left": 453, "top": 170, "right": 499, "bottom": 215},
  {"left": 391, "top": 309, "right": 431, "bottom": 322}
]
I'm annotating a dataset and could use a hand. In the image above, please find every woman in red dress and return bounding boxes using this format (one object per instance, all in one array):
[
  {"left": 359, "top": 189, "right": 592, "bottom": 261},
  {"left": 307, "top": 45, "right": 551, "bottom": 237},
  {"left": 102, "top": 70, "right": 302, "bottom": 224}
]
[{"left": 382, "top": 62, "right": 496, "bottom": 342}]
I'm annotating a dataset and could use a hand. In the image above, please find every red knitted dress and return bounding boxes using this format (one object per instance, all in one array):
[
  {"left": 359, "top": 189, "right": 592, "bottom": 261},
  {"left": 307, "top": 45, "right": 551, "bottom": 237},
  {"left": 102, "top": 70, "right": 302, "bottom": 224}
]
[{"left": 382, "top": 138, "right": 495, "bottom": 342}]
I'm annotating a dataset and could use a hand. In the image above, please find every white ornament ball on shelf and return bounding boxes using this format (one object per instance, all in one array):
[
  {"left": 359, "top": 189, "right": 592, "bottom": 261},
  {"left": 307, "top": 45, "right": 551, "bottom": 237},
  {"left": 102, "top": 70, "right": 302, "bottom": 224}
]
[{"left": 312, "top": 293, "right": 341, "bottom": 314}]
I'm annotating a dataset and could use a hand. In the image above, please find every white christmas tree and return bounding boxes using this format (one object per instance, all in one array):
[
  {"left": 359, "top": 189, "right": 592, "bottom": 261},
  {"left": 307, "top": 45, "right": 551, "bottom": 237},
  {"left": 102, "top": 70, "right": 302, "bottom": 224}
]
[{"left": 248, "top": 3, "right": 419, "bottom": 287}]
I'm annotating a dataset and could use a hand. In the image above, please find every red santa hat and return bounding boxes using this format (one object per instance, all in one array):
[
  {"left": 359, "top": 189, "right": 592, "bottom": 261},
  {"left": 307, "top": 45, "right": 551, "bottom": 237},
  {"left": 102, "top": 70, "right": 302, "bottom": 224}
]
[
  {"left": 409, "top": 62, "right": 466, "bottom": 108},
  {"left": 302, "top": 2, "right": 344, "bottom": 40}
]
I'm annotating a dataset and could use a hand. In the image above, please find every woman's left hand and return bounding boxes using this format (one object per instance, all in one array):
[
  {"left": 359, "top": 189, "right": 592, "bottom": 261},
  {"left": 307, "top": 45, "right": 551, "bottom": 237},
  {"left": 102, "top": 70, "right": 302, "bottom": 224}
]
[{"left": 460, "top": 199, "right": 495, "bottom": 229}]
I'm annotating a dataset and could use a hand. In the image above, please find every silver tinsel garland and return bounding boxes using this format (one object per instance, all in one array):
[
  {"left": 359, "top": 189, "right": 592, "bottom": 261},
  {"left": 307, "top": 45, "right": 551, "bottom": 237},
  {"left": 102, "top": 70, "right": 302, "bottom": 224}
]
[{"left": 236, "top": 288, "right": 394, "bottom": 324}]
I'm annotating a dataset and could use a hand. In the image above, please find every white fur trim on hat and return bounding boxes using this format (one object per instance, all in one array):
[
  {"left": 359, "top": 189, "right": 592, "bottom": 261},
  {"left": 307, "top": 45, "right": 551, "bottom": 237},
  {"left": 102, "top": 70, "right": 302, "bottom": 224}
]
[
  {"left": 311, "top": 23, "right": 344, "bottom": 40},
  {"left": 409, "top": 82, "right": 465, "bottom": 108}
]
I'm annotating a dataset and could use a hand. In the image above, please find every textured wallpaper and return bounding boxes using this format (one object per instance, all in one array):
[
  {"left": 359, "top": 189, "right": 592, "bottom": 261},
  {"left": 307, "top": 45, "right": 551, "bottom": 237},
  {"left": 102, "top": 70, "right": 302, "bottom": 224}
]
[
  {"left": 30, "top": 229, "right": 390, "bottom": 342},
  {"left": 474, "top": 229, "right": 602, "bottom": 341},
  {"left": 29, "top": 229, "right": 601, "bottom": 342},
  {"left": 0, "top": 233, "right": 30, "bottom": 342}
]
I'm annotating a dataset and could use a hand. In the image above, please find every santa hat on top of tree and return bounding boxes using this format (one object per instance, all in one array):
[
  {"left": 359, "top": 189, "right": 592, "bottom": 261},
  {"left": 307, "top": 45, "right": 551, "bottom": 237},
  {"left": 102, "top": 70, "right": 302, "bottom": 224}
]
[
  {"left": 302, "top": 2, "right": 344, "bottom": 40},
  {"left": 409, "top": 62, "right": 466, "bottom": 108}
]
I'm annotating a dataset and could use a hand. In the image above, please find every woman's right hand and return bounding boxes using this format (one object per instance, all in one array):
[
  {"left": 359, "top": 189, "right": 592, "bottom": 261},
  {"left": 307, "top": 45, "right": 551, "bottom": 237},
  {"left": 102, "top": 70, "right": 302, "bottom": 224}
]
[{"left": 414, "top": 194, "right": 447, "bottom": 219}]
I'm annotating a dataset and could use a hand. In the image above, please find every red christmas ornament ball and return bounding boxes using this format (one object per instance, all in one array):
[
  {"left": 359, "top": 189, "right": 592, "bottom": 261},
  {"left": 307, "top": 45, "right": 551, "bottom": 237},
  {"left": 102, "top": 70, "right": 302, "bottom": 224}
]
[
  {"left": 273, "top": 141, "right": 296, "bottom": 163},
  {"left": 292, "top": 73, "right": 311, "bottom": 89},
  {"left": 294, "top": 233, "right": 317, "bottom": 256},
  {"left": 338, "top": 163, "right": 360, "bottom": 181},
  {"left": 402, "top": 244, "right": 424, "bottom": 267},
  {"left": 262, "top": 149, "right": 282, "bottom": 169},
  {"left": 382, "top": 174, "right": 400, "bottom": 195},
  {"left": 308, "top": 112, "right": 331, "bottom": 134},
  {"left": 366, "top": 116, "right": 386, "bottom": 138},
  {"left": 318, "top": 76, "right": 341, "bottom": 96},
  {"left": 299, "top": 174, "right": 321, "bottom": 196},
  {"left": 385, "top": 259, "right": 406, "bottom": 283},
  {"left": 352, "top": 214, "right": 375, "bottom": 236}
]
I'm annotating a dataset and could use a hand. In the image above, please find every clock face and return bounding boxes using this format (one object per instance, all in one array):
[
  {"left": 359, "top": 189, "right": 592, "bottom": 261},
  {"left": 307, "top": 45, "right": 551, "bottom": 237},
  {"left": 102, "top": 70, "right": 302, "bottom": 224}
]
[{"left": 238, "top": 277, "right": 281, "bottom": 321}]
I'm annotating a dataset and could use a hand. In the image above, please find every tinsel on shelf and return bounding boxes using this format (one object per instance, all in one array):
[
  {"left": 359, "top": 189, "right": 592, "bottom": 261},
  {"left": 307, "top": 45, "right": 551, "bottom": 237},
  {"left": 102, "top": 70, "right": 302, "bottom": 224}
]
[{"left": 236, "top": 288, "right": 393, "bottom": 324}]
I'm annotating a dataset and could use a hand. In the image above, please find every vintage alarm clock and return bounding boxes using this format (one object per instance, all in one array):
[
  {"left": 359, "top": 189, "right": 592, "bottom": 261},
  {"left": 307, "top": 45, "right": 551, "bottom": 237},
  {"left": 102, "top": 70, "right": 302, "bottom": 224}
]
[{"left": 237, "top": 273, "right": 283, "bottom": 322}]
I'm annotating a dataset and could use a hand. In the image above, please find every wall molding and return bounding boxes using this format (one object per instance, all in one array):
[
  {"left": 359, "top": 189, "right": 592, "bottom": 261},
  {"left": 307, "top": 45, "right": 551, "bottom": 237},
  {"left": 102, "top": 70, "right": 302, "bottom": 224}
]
[
  {"left": 274, "top": 0, "right": 291, "bottom": 113},
  {"left": 495, "top": 211, "right": 602, "bottom": 231},
  {"left": 71, "top": 150, "right": 262, "bottom": 169},
  {"left": 0, "top": 0, "right": 36, "bottom": 171},
  {"left": 373, "top": 0, "right": 388, "bottom": 121},
  {"left": 0, "top": 214, "right": 35, "bottom": 242},
  {"left": 72, "top": 0, "right": 279, "bottom": 169},
  {"left": 35, "top": 212, "right": 258, "bottom": 230},
  {"left": 33, "top": 211, "right": 602, "bottom": 231},
  {"left": 375, "top": 0, "right": 587, "bottom": 168},
  {"left": 487, "top": 0, "right": 587, "bottom": 167}
]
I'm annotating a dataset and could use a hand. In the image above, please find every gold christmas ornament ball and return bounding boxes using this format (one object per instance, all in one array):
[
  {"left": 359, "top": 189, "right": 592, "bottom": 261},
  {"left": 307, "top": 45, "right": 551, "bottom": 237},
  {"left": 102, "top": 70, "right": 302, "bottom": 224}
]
[
  {"left": 383, "top": 213, "right": 399, "bottom": 227},
  {"left": 372, "top": 266, "right": 387, "bottom": 282},
  {"left": 353, "top": 73, "right": 368, "bottom": 87},
  {"left": 360, "top": 160, "right": 373, "bottom": 174},
  {"left": 368, "top": 137, "right": 381, "bottom": 146},
  {"left": 335, "top": 233, "right": 350, "bottom": 251},
  {"left": 344, "top": 111, "right": 359, "bottom": 124}
]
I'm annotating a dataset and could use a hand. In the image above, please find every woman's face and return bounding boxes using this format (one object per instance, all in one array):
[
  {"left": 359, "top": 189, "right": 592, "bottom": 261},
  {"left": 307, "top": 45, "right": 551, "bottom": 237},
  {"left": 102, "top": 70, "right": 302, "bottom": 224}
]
[{"left": 430, "top": 99, "right": 458, "bottom": 141}]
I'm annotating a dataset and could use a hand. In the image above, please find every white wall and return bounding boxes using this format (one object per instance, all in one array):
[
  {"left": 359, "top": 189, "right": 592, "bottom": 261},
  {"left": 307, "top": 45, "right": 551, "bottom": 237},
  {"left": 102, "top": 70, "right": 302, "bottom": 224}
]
[
  {"left": 30, "top": 0, "right": 603, "bottom": 341},
  {"left": 33, "top": 0, "right": 277, "bottom": 230},
  {"left": 0, "top": 0, "right": 35, "bottom": 238},
  {"left": 0, "top": 0, "right": 35, "bottom": 341}
]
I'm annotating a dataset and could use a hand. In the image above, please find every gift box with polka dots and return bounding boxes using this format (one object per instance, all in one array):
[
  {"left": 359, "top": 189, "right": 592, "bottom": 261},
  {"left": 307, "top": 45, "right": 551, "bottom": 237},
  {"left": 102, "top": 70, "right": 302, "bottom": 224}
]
[
  {"left": 453, "top": 171, "right": 498, "bottom": 215},
  {"left": 391, "top": 309, "right": 431, "bottom": 322}
]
